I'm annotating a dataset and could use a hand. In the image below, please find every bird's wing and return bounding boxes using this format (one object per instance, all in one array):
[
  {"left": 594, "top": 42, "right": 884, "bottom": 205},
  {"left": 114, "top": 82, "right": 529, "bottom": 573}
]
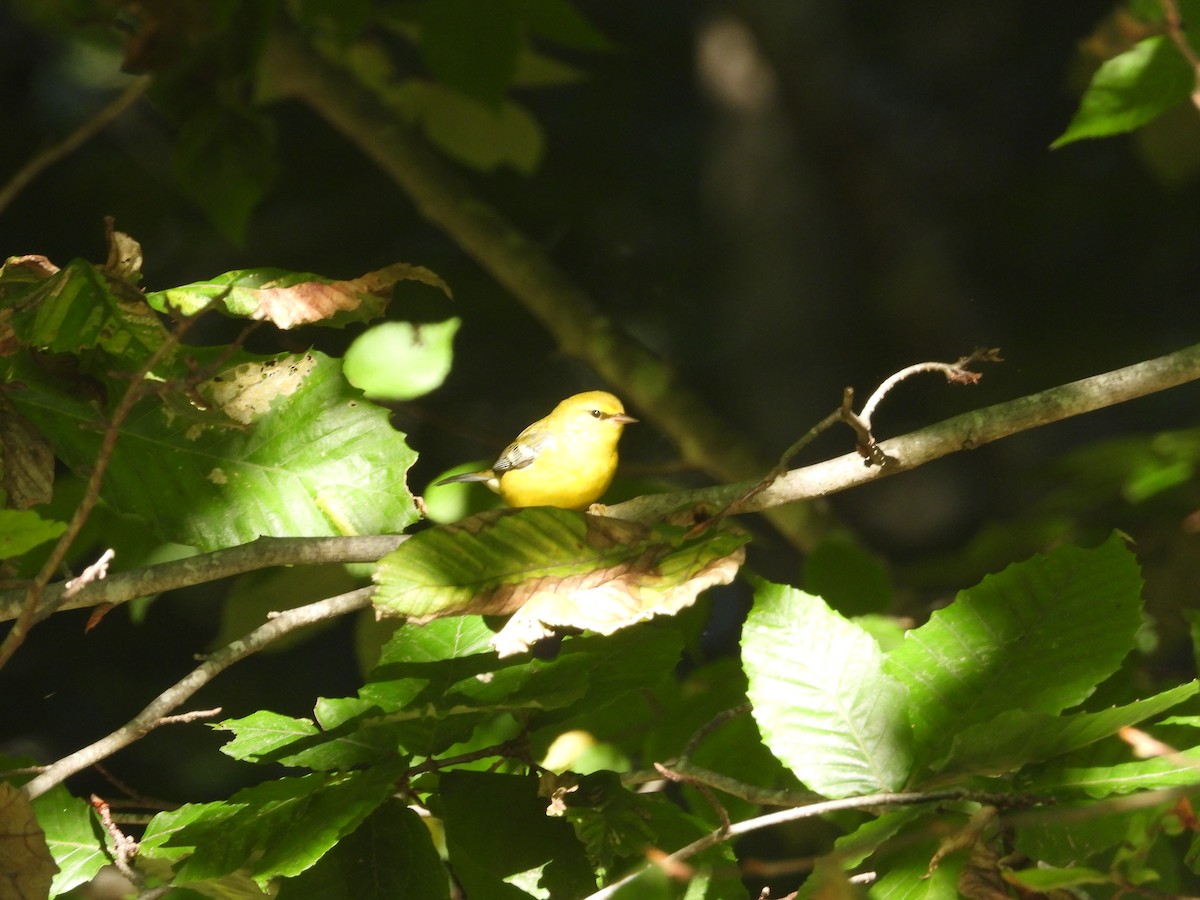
[{"left": 492, "top": 427, "right": 555, "bottom": 474}]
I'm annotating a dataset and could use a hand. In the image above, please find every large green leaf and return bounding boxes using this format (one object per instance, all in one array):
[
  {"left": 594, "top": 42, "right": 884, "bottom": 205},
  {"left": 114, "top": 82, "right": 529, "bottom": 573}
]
[
  {"left": 742, "top": 581, "right": 913, "bottom": 798},
  {"left": 217, "top": 619, "right": 684, "bottom": 770},
  {"left": 374, "top": 507, "right": 746, "bottom": 656},
  {"left": 884, "top": 535, "right": 1144, "bottom": 769},
  {"left": 7, "top": 350, "right": 419, "bottom": 550}
]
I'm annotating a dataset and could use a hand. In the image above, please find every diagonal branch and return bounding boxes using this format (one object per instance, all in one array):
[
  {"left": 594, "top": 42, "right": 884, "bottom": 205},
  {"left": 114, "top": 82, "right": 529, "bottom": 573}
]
[
  {"left": 21, "top": 586, "right": 375, "bottom": 800},
  {"left": 609, "top": 340, "right": 1200, "bottom": 522}
]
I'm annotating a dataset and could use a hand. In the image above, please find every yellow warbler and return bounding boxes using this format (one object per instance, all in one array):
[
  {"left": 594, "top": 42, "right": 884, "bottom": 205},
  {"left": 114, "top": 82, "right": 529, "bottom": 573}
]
[{"left": 436, "top": 391, "right": 637, "bottom": 509}]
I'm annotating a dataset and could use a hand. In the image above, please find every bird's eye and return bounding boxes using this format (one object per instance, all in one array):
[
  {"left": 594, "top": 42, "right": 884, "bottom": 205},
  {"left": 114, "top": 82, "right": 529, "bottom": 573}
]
[{"left": 590, "top": 409, "right": 603, "bottom": 418}]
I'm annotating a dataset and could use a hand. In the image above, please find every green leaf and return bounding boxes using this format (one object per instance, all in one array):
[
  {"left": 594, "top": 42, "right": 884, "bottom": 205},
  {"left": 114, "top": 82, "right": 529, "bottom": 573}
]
[
  {"left": 172, "top": 105, "right": 277, "bottom": 245},
  {"left": 803, "top": 535, "right": 894, "bottom": 616},
  {"left": 147, "top": 262, "right": 451, "bottom": 329},
  {"left": 277, "top": 801, "right": 450, "bottom": 899},
  {"left": 1004, "top": 865, "right": 1109, "bottom": 889},
  {"left": 938, "top": 680, "right": 1199, "bottom": 776},
  {"left": 517, "top": 0, "right": 612, "bottom": 52},
  {"left": 1023, "top": 745, "right": 1200, "bottom": 798},
  {"left": 3, "top": 257, "right": 170, "bottom": 373},
  {"left": 416, "top": 0, "right": 521, "bottom": 107},
  {"left": 215, "top": 710, "right": 321, "bottom": 762},
  {"left": 392, "top": 80, "right": 545, "bottom": 174},
  {"left": 0, "top": 509, "right": 66, "bottom": 559},
  {"left": 374, "top": 508, "right": 746, "bottom": 657},
  {"left": 29, "top": 784, "right": 97, "bottom": 896},
  {"left": 146, "top": 764, "right": 406, "bottom": 887},
  {"left": 344, "top": 318, "right": 461, "bottom": 400},
  {"left": 439, "top": 771, "right": 595, "bottom": 898},
  {"left": 742, "top": 581, "right": 913, "bottom": 798},
  {"left": 1053, "top": 36, "right": 1195, "bottom": 148},
  {"left": 7, "top": 350, "right": 419, "bottom": 550},
  {"left": 884, "top": 535, "right": 1144, "bottom": 769}
]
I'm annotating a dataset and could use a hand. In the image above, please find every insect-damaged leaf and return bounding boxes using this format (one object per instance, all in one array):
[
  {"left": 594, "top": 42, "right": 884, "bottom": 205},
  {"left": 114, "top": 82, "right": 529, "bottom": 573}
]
[{"left": 373, "top": 507, "right": 747, "bottom": 656}]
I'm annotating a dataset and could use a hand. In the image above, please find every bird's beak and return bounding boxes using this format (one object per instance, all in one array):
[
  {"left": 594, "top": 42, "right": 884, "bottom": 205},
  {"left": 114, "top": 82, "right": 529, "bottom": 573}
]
[{"left": 611, "top": 413, "right": 638, "bottom": 425}]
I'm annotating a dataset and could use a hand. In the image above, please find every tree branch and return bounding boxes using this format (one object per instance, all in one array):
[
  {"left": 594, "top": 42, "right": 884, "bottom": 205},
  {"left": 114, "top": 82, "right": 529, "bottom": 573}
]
[
  {"left": 608, "top": 340, "right": 1200, "bottom": 522},
  {"left": 21, "top": 586, "right": 375, "bottom": 800},
  {"left": 0, "top": 76, "right": 152, "bottom": 215},
  {"left": 0, "top": 534, "right": 405, "bottom": 623}
]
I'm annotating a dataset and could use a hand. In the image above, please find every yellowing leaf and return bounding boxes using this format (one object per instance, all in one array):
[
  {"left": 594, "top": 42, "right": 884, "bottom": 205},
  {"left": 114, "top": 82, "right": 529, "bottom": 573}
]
[{"left": 373, "top": 507, "right": 747, "bottom": 656}]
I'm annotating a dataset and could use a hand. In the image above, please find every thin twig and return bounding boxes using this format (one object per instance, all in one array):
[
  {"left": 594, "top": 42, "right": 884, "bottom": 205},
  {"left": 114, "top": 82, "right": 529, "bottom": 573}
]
[
  {"left": 583, "top": 788, "right": 1030, "bottom": 900},
  {"left": 22, "top": 586, "right": 375, "bottom": 800},
  {"left": 681, "top": 703, "right": 751, "bottom": 758},
  {"left": 0, "top": 76, "right": 152, "bottom": 214},
  {"left": 90, "top": 794, "right": 141, "bottom": 885}
]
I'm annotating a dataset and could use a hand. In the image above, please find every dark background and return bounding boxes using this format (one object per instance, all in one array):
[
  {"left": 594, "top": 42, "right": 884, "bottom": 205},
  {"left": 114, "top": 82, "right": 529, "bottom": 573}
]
[{"left": 4, "top": 0, "right": 1200, "bottom": 801}]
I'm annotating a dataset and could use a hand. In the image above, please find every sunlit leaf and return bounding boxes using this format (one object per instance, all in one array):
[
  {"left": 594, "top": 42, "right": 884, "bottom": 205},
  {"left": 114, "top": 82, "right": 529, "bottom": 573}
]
[
  {"left": 343, "top": 318, "right": 460, "bottom": 400},
  {"left": 939, "top": 680, "right": 1199, "bottom": 776},
  {"left": 885, "top": 535, "right": 1144, "bottom": 770},
  {"left": 147, "top": 262, "right": 451, "bottom": 329},
  {"left": 0, "top": 509, "right": 66, "bottom": 559},
  {"left": 30, "top": 785, "right": 106, "bottom": 896},
  {"left": 1054, "top": 36, "right": 1194, "bottom": 148},
  {"left": 743, "top": 581, "right": 913, "bottom": 798},
  {"left": 8, "top": 350, "right": 419, "bottom": 550},
  {"left": 373, "top": 507, "right": 747, "bottom": 656}
]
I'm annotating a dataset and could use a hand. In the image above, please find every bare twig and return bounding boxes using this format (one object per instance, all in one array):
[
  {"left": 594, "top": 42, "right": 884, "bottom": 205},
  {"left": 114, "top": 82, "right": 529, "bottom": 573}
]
[
  {"left": 654, "top": 762, "right": 731, "bottom": 835},
  {"left": 583, "top": 788, "right": 1031, "bottom": 900},
  {"left": 22, "top": 586, "right": 375, "bottom": 799},
  {"left": 0, "top": 76, "right": 152, "bottom": 214},
  {"left": 90, "top": 794, "right": 141, "bottom": 885},
  {"left": 681, "top": 703, "right": 751, "bottom": 758}
]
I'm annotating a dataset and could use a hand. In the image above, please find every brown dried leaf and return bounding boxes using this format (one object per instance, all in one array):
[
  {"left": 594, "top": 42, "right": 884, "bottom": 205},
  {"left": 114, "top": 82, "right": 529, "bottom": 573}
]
[
  {"left": 0, "top": 782, "right": 58, "bottom": 900},
  {"left": 0, "top": 400, "right": 53, "bottom": 508},
  {"left": 250, "top": 263, "right": 452, "bottom": 329}
]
